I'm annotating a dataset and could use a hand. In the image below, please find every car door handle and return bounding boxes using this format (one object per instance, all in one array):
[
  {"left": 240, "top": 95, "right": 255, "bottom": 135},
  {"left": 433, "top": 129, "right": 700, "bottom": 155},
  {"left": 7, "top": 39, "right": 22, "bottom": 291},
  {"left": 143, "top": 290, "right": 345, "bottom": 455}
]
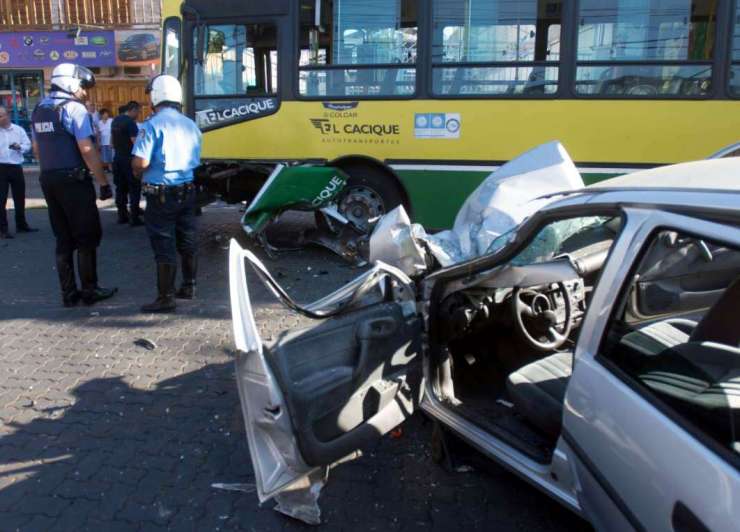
[{"left": 354, "top": 317, "right": 399, "bottom": 379}]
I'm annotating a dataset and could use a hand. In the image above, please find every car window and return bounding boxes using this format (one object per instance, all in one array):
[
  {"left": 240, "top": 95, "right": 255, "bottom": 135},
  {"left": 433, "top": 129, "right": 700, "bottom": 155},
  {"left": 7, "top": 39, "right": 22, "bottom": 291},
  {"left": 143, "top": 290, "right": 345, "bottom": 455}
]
[{"left": 600, "top": 229, "right": 740, "bottom": 459}]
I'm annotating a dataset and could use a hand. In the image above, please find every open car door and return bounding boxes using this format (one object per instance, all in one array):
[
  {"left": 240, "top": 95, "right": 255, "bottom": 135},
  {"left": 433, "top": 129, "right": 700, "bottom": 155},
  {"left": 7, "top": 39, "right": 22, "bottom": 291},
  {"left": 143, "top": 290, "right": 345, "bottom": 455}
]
[{"left": 228, "top": 240, "right": 423, "bottom": 502}]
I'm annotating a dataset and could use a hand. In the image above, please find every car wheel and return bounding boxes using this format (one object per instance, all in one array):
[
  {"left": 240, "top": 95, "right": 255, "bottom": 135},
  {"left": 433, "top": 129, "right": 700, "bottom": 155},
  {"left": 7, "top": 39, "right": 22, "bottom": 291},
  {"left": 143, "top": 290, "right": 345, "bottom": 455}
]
[{"left": 335, "top": 163, "right": 407, "bottom": 232}]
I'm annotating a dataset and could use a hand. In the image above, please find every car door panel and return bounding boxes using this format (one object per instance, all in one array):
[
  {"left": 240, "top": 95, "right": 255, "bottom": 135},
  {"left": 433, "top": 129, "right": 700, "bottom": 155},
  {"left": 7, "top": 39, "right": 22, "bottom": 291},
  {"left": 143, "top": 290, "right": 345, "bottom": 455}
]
[
  {"left": 266, "top": 302, "right": 422, "bottom": 466},
  {"left": 633, "top": 236, "right": 740, "bottom": 317},
  {"left": 229, "top": 240, "right": 422, "bottom": 502}
]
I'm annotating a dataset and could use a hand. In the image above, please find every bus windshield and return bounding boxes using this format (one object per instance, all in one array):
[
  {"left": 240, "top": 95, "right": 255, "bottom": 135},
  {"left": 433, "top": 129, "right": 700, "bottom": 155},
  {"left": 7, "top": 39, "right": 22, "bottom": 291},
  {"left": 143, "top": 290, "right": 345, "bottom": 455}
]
[{"left": 194, "top": 23, "right": 278, "bottom": 96}]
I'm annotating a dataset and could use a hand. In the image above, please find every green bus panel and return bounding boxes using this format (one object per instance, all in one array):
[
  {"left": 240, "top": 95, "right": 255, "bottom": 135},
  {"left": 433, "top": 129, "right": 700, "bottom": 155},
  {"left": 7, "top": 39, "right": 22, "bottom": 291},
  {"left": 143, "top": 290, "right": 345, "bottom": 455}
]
[{"left": 397, "top": 169, "right": 620, "bottom": 229}]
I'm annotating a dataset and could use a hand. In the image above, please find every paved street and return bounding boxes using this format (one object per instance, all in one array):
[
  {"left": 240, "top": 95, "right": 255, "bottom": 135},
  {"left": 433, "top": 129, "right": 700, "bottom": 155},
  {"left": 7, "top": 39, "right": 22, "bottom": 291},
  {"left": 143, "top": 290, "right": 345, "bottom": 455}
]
[{"left": 0, "top": 196, "right": 591, "bottom": 531}]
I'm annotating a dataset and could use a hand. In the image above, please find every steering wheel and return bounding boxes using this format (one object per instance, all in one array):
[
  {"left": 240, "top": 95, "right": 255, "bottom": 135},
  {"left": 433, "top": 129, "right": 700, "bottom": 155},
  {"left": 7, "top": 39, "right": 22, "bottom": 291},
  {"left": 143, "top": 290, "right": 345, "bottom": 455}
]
[{"left": 513, "top": 283, "right": 573, "bottom": 351}]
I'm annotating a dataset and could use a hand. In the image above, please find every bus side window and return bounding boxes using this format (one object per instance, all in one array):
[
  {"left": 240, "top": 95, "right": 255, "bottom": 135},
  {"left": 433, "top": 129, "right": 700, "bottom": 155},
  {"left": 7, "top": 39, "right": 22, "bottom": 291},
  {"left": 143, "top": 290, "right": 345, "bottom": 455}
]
[
  {"left": 730, "top": 3, "right": 740, "bottom": 97},
  {"left": 430, "top": 0, "right": 562, "bottom": 97},
  {"left": 575, "top": 0, "right": 715, "bottom": 98},
  {"left": 297, "top": 0, "right": 418, "bottom": 97}
]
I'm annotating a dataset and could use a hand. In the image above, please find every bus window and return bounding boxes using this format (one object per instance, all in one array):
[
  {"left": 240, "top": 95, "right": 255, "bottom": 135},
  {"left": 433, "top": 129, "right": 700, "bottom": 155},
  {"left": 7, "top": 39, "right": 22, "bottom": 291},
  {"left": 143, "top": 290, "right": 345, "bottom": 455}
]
[
  {"left": 731, "top": 2, "right": 740, "bottom": 97},
  {"left": 194, "top": 24, "right": 278, "bottom": 96},
  {"left": 575, "top": 0, "right": 715, "bottom": 97},
  {"left": 162, "top": 17, "right": 181, "bottom": 79},
  {"left": 431, "top": 0, "right": 562, "bottom": 97},
  {"left": 298, "top": 0, "right": 417, "bottom": 97}
]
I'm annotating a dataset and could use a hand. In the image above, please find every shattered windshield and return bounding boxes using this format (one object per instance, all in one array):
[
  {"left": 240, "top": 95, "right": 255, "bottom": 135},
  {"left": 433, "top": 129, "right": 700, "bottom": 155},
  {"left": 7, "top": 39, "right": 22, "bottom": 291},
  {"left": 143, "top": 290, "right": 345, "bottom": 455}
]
[{"left": 496, "top": 216, "right": 609, "bottom": 266}]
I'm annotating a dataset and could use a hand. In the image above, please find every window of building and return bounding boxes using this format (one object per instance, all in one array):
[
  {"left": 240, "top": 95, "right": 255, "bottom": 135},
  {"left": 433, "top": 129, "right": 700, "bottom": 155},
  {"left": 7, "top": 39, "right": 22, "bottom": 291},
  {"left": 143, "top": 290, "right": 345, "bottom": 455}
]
[
  {"left": 600, "top": 229, "right": 740, "bottom": 459},
  {"left": 431, "top": 0, "right": 562, "bottom": 96},
  {"left": 575, "top": 0, "right": 716, "bottom": 97},
  {"left": 298, "top": 0, "right": 418, "bottom": 97},
  {"left": 194, "top": 24, "right": 278, "bottom": 97},
  {"left": 730, "top": 2, "right": 740, "bottom": 96}
]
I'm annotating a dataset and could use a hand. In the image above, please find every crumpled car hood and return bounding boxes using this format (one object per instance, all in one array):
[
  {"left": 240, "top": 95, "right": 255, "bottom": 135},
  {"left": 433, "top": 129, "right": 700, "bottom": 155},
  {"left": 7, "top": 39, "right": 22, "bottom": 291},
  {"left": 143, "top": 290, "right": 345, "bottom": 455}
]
[{"left": 369, "top": 141, "right": 585, "bottom": 275}]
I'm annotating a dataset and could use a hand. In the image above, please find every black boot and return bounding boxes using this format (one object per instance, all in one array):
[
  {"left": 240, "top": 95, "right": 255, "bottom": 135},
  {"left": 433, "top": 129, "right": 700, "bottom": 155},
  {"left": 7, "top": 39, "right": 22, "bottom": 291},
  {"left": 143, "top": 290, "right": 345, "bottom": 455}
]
[
  {"left": 129, "top": 211, "right": 144, "bottom": 227},
  {"left": 175, "top": 254, "right": 197, "bottom": 299},
  {"left": 56, "top": 252, "right": 80, "bottom": 307},
  {"left": 141, "top": 263, "right": 177, "bottom": 313},
  {"left": 117, "top": 207, "right": 129, "bottom": 224},
  {"left": 78, "top": 248, "right": 118, "bottom": 305}
]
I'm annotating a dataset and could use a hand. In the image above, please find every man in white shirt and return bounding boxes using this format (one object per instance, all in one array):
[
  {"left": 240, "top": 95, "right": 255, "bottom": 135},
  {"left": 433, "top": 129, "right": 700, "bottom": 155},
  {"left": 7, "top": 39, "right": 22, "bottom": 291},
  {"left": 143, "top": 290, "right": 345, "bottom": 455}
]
[{"left": 0, "top": 105, "right": 36, "bottom": 238}]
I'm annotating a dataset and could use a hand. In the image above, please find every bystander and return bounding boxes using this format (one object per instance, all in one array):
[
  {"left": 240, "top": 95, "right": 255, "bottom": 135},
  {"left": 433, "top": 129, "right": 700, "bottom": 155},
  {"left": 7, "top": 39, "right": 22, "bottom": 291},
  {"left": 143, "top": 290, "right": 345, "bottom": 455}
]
[
  {"left": 111, "top": 101, "right": 143, "bottom": 226},
  {"left": 98, "top": 108, "right": 113, "bottom": 173},
  {"left": 0, "top": 105, "right": 36, "bottom": 239}
]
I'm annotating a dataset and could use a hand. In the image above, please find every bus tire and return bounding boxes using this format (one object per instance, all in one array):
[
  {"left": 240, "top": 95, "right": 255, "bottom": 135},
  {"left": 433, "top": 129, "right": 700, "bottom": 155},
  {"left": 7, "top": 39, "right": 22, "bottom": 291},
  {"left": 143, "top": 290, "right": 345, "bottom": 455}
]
[{"left": 331, "top": 159, "right": 409, "bottom": 231}]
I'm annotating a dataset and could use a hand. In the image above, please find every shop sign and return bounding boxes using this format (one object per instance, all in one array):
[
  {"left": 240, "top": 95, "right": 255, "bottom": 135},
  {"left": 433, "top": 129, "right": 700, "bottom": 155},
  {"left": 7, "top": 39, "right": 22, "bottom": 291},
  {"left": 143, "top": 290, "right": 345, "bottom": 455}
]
[{"left": 0, "top": 31, "right": 116, "bottom": 68}]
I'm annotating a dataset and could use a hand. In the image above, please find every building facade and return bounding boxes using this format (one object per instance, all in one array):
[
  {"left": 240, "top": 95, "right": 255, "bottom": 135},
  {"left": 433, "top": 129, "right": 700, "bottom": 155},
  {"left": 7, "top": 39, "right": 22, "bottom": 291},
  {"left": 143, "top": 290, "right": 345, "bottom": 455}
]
[{"left": 0, "top": 0, "right": 162, "bottom": 130}]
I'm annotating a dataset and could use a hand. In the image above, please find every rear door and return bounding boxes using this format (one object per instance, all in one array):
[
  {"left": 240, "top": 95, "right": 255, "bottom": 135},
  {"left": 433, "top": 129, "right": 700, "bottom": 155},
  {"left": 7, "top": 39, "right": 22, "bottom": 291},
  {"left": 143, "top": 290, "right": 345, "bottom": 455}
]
[
  {"left": 630, "top": 231, "right": 740, "bottom": 318},
  {"left": 229, "top": 241, "right": 423, "bottom": 501},
  {"left": 563, "top": 209, "right": 740, "bottom": 532}
]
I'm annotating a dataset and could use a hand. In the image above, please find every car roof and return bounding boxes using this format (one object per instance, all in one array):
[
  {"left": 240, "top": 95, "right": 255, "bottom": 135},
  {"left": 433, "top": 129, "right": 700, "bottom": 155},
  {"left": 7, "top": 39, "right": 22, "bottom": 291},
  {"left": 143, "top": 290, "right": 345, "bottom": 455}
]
[
  {"left": 545, "top": 158, "right": 740, "bottom": 217},
  {"left": 588, "top": 158, "right": 740, "bottom": 191}
]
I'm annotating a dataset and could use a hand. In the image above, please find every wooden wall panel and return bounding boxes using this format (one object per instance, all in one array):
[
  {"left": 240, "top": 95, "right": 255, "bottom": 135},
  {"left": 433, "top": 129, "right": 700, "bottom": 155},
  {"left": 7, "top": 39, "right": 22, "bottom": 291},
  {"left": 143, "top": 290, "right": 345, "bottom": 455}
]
[
  {"left": 0, "top": 0, "right": 161, "bottom": 27},
  {"left": 88, "top": 80, "right": 152, "bottom": 119}
]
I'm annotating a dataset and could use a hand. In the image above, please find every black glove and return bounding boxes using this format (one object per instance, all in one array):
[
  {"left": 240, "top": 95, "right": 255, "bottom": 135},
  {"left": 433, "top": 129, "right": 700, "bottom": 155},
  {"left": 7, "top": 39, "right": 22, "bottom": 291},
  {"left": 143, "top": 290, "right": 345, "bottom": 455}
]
[{"left": 99, "top": 184, "right": 113, "bottom": 201}]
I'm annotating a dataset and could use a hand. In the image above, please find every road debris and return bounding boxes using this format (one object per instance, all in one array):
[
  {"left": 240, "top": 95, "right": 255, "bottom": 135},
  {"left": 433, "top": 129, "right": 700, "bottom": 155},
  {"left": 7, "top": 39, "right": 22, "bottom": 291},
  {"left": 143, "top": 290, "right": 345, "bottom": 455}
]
[
  {"left": 133, "top": 338, "right": 157, "bottom": 350},
  {"left": 211, "top": 482, "right": 256, "bottom": 493}
]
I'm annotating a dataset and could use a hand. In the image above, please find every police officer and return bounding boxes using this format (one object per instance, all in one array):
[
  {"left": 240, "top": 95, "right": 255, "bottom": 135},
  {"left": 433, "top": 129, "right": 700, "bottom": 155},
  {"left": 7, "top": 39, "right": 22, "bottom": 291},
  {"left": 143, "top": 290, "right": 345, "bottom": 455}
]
[
  {"left": 31, "top": 63, "right": 117, "bottom": 307},
  {"left": 132, "top": 75, "right": 202, "bottom": 313}
]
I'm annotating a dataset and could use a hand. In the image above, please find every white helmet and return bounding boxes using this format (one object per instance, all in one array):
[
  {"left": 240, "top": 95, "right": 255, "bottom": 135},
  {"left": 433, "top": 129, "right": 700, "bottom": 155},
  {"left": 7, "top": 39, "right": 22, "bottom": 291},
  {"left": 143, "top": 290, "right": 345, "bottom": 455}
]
[
  {"left": 51, "top": 63, "right": 95, "bottom": 94},
  {"left": 146, "top": 75, "right": 183, "bottom": 107}
]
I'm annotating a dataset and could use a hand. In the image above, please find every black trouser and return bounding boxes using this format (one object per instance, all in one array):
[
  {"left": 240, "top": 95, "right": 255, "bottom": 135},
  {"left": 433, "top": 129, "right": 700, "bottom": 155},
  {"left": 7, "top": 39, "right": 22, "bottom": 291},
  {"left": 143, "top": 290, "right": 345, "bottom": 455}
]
[
  {"left": 40, "top": 169, "right": 102, "bottom": 255},
  {"left": 0, "top": 163, "right": 28, "bottom": 232},
  {"left": 113, "top": 156, "right": 141, "bottom": 215},
  {"left": 144, "top": 186, "right": 197, "bottom": 264}
]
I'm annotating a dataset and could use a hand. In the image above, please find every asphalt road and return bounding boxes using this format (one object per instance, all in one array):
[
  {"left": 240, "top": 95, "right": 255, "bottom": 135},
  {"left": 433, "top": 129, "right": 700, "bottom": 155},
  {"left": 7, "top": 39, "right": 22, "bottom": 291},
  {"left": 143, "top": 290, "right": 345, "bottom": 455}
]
[{"left": 0, "top": 199, "right": 591, "bottom": 531}]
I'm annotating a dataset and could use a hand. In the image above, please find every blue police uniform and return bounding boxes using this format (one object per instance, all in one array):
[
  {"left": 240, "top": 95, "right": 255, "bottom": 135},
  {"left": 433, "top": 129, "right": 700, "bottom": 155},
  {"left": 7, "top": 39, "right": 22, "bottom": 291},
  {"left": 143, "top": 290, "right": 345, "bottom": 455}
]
[
  {"left": 32, "top": 91, "right": 109, "bottom": 305},
  {"left": 132, "top": 106, "right": 201, "bottom": 308}
]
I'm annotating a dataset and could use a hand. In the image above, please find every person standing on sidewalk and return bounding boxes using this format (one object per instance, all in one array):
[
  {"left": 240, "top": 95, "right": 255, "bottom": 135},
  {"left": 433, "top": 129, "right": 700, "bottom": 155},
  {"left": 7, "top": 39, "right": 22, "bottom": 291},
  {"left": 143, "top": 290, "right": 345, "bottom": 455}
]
[
  {"left": 132, "top": 75, "right": 201, "bottom": 313},
  {"left": 111, "top": 101, "right": 142, "bottom": 225},
  {"left": 97, "top": 108, "right": 113, "bottom": 174},
  {"left": 31, "top": 63, "right": 117, "bottom": 307},
  {"left": 0, "top": 105, "right": 37, "bottom": 239}
]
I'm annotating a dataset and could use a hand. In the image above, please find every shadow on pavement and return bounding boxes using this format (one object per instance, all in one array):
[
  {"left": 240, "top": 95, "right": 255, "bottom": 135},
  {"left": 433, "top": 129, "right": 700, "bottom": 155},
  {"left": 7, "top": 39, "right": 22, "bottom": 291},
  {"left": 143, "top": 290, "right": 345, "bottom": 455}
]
[
  {"left": 0, "top": 361, "right": 591, "bottom": 532},
  {"left": 0, "top": 362, "right": 283, "bottom": 531}
]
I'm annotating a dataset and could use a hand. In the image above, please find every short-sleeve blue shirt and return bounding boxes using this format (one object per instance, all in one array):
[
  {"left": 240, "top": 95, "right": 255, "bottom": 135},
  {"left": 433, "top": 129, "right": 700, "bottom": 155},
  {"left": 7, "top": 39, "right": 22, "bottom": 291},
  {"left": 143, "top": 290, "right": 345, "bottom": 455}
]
[
  {"left": 31, "top": 92, "right": 95, "bottom": 141},
  {"left": 131, "top": 107, "right": 202, "bottom": 186}
]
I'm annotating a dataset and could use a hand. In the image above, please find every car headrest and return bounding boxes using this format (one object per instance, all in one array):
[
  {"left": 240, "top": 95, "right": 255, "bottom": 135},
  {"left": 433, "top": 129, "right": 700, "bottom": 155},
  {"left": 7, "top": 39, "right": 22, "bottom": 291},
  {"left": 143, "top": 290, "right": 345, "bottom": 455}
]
[{"left": 690, "top": 275, "right": 740, "bottom": 347}]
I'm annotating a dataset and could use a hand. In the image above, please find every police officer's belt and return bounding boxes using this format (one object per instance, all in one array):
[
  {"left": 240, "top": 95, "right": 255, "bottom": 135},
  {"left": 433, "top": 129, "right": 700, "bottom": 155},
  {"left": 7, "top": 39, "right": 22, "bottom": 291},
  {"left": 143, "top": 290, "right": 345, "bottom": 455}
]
[
  {"left": 142, "top": 182, "right": 195, "bottom": 195},
  {"left": 44, "top": 166, "right": 90, "bottom": 181}
]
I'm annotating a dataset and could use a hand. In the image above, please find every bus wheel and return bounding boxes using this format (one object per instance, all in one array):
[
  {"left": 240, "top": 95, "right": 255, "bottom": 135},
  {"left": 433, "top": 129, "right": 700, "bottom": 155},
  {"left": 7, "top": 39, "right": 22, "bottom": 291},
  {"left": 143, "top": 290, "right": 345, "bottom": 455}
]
[{"left": 336, "top": 165, "right": 406, "bottom": 232}]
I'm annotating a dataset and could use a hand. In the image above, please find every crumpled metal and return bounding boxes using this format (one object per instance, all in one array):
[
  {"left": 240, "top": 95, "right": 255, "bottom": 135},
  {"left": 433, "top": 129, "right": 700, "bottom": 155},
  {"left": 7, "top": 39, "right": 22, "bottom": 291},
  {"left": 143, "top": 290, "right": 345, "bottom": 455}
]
[
  {"left": 368, "top": 141, "right": 586, "bottom": 272},
  {"left": 273, "top": 467, "right": 328, "bottom": 526},
  {"left": 369, "top": 205, "right": 429, "bottom": 277},
  {"left": 425, "top": 141, "right": 585, "bottom": 266}
]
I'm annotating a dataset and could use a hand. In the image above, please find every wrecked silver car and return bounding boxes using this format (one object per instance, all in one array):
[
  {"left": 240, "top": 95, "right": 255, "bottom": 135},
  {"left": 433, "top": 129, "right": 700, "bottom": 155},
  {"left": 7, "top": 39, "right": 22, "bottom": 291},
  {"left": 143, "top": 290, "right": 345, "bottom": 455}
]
[{"left": 229, "top": 157, "right": 740, "bottom": 530}]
